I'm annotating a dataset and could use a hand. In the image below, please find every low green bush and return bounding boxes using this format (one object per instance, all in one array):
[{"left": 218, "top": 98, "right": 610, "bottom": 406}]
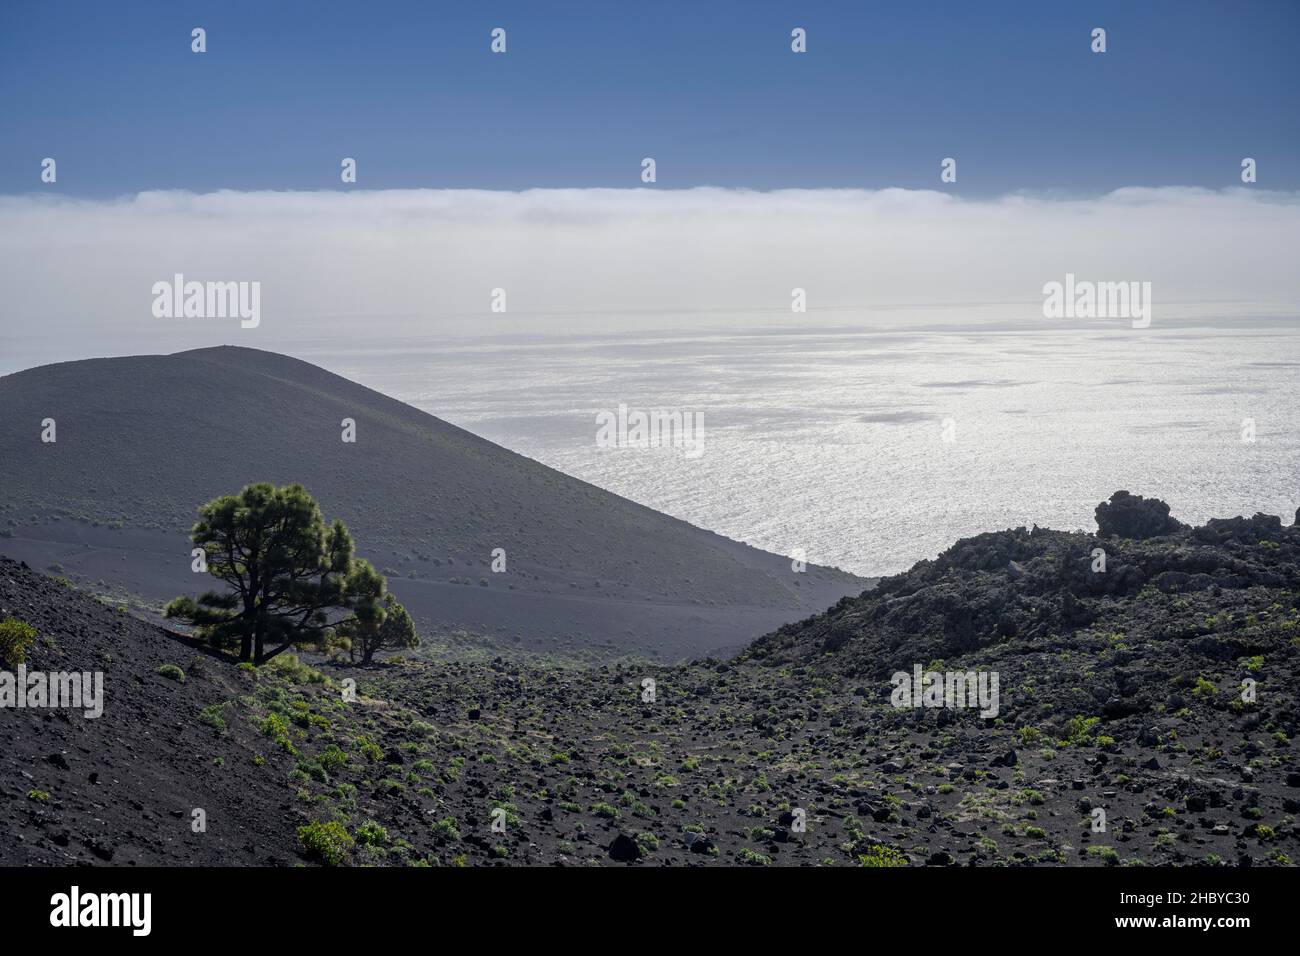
[
  {"left": 298, "top": 820, "right": 353, "bottom": 866},
  {"left": 0, "top": 618, "right": 37, "bottom": 666},
  {"left": 156, "top": 664, "right": 185, "bottom": 683}
]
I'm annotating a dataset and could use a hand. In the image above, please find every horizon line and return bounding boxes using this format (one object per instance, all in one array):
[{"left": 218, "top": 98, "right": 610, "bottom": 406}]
[{"left": 4, "top": 184, "right": 1298, "bottom": 204}]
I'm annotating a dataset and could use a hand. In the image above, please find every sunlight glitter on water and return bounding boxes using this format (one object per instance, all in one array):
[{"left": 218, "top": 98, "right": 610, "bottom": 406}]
[{"left": 314, "top": 318, "right": 1299, "bottom": 577}]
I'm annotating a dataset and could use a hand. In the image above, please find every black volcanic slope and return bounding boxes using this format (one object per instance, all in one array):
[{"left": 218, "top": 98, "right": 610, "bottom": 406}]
[
  {"left": 0, "top": 557, "right": 304, "bottom": 865},
  {"left": 0, "top": 347, "right": 866, "bottom": 661},
  {"left": 3, "top": 498, "right": 1297, "bottom": 867}
]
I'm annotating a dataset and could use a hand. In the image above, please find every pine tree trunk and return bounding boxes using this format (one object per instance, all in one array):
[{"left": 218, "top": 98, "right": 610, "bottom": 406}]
[{"left": 239, "top": 593, "right": 255, "bottom": 662}]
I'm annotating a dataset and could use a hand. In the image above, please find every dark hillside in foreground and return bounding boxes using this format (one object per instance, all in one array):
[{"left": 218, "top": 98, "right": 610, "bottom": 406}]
[
  {"left": 0, "top": 557, "right": 305, "bottom": 864},
  {"left": 0, "top": 347, "right": 866, "bottom": 661},
  {"left": 4, "top": 495, "right": 1297, "bottom": 866}
]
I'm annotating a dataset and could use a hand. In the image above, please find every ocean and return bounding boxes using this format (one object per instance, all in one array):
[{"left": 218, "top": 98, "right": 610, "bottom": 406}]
[{"left": 304, "top": 316, "right": 1298, "bottom": 578}]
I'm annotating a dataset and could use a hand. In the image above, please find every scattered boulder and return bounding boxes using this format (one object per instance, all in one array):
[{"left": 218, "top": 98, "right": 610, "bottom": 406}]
[
  {"left": 990, "top": 748, "right": 1017, "bottom": 768},
  {"left": 607, "top": 833, "right": 640, "bottom": 862},
  {"left": 1095, "top": 491, "right": 1185, "bottom": 540},
  {"left": 45, "top": 753, "right": 70, "bottom": 771},
  {"left": 684, "top": 831, "right": 715, "bottom": 854},
  {"left": 1194, "top": 513, "right": 1285, "bottom": 546}
]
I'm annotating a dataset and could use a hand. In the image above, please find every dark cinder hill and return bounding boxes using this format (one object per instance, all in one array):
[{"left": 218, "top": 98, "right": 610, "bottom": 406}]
[{"left": 0, "top": 347, "right": 867, "bottom": 661}]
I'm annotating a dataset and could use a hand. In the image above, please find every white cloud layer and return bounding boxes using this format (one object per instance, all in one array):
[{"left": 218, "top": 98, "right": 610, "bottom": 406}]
[{"left": 1, "top": 186, "right": 1297, "bottom": 367}]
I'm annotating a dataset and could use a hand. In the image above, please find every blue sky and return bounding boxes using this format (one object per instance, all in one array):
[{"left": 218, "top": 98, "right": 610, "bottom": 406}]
[{"left": 1, "top": 0, "right": 1297, "bottom": 196}]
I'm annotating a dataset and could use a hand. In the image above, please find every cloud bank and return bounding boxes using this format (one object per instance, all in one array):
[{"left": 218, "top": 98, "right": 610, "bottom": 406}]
[{"left": 1, "top": 186, "right": 1297, "bottom": 367}]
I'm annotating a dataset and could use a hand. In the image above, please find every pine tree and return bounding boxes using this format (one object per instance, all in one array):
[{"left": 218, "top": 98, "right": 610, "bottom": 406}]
[
  {"left": 344, "top": 593, "right": 418, "bottom": 664},
  {"left": 165, "top": 482, "right": 394, "bottom": 663}
]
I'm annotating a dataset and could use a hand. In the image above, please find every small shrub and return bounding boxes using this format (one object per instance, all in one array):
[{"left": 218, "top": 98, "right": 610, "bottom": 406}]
[
  {"left": 356, "top": 736, "right": 384, "bottom": 762},
  {"left": 0, "top": 618, "right": 37, "bottom": 666},
  {"left": 319, "top": 745, "right": 349, "bottom": 774},
  {"left": 1062, "top": 715, "right": 1101, "bottom": 746},
  {"left": 265, "top": 654, "right": 326, "bottom": 684},
  {"left": 355, "top": 820, "right": 390, "bottom": 848},
  {"left": 858, "top": 845, "right": 908, "bottom": 867},
  {"left": 199, "top": 702, "right": 228, "bottom": 732},
  {"left": 298, "top": 820, "right": 353, "bottom": 866},
  {"left": 1087, "top": 845, "right": 1120, "bottom": 864},
  {"left": 431, "top": 818, "right": 460, "bottom": 842},
  {"left": 156, "top": 664, "right": 186, "bottom": 683}
]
